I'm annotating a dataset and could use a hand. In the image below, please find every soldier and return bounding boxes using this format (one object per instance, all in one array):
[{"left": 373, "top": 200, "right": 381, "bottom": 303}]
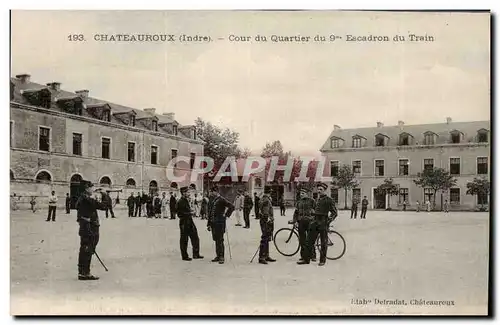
[
  {"left": 233, "top": 191, "right": 243, "bottom": 226},
  {"left": 46, "top": 191, "right": 58, "bottom": 222},
  {"left": 243, "top": 190, "right": 253, "bottom": 229},
  {"left": 154, "top": 193, "right": 162, "bottom": 218},
  {"left": 169, "top": 192, "right": 177, "bottom": 219},
  {"left": 350, "top": 198, "right": 358, "bottom": 219},
  {"left": 176, "top": 186, "right": 204, "bottom": 261},
  {"left": 360, "top": 196, "right": 369, "bottom": 219},
  {"left": 279, "top": 195, "right": 286, "bottom": 216},
  {"left": 161, "top": 192, "right": 169, "bottom": 219},
  {"left": 258, "top": 186, "right": 276, "bottom": 264},
  {"left": 76, "top": 180, "right": 108, "bottom": 280},
  {"left": 102, "top": 191, "right": 115, "bottom": 218},
  {"left": 65, "top": 193, "right": 71, "bottom": 214},
  {"left": 293, "top": 188, "right": 317, "bottom": 264},
  {"left": 207, "top": 186, "right": 235, "bottom": 264},
  {"left": 254, "top": 192, "right": 260, "bottom": 220},
  {"left": 127, "top": 193, "right": 135, "bottom": 217},
  {"left": 302, "top": 182, "right": 337, "bottom": 266},
  {"left": 134, "top": 191, "right": 142, "bottom": 217}
]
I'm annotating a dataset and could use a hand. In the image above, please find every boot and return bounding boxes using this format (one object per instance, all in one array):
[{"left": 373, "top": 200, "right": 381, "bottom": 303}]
[
  {"left": 265, "top": 257, "right": 276, "bottom": 262},
  {"left": 297, "top": 260, "right": 310, "bottom": 265},
  {"left": 211, "top": 257, "right": 220, "bottom": 262},
  {"left": 193, "top": 255, "right": 204, "bottom": 259},
  {"left": 258, "top": 259, "right": 268, "bottom": 265}
]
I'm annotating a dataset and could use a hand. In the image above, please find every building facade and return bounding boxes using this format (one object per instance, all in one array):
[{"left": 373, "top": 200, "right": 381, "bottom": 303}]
[
  {"left": 10, "top": 74, "right": 204, "bottom": 210},
  {"left": 320, "top": 119, "right": 490, "bottom": 211}
]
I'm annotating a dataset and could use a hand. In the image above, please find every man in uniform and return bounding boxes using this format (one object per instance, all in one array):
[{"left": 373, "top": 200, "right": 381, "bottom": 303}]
[
  {"left": 169, "top": 192, "right": 177, "bottom": 219},
  {"left": 76, "top": 180, "right": 108, "bottom": 280},
  {"left": 243, "top": 190, "right": 253, "bottom": 229},
  {"left": 360, "top": 196, "right": 369, "bottom": 219},
  {"left": 258, "top": 186, "right": 277, "bottom": 264},
  {"left": 350, "top": 197, "right": 358, "bottom": 219},
  {"left": 301, "top": 182, "right": 337, "bottom": 266},
  {"left": 134, "top": 191, "right": 142, "bottom": 217},
  {"left": 207, "top": 186, "right": 235, "bottom": 264},
  {"left": 254, "top": 192, "right": 260, "bottom": 219},
  {"left": 293, "top": 188, "right": 317, "bottom": 264},
  {"left": 102, "top": 191, "right": 115, "bottom": 218},
  {"left": 127, "top": 192, "right": 135, "bottom": 217},
  {"left": 65, "top": 193, "right": 71, "bottom": 214},
  {"left": 176, "top": 186, "right": 204, "bottom": 261}
]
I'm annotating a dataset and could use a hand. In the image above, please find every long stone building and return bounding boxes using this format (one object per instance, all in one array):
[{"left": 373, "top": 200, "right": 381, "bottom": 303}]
[
  {"left": 320, "top": 119, "right": 490, "bottom": 211},
  {"left": 10, "top": 74, "right": 204, "bottom": 209}
]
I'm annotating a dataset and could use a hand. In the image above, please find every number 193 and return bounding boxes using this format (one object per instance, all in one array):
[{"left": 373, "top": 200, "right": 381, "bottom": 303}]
[{"left": 68, "top": 34, "right": 85, "bottom": 41}]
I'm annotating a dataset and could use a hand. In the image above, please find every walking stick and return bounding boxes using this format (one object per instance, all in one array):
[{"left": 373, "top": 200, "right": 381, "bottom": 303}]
[
  {"left": 94, "top": 251, "right": 109, "bottom": 272},
  {"left": 226, "top": 229, "right": 232, "bottom": 260},
  {"left": 250, "top": 245, "right": 259, "bottom": 263}
]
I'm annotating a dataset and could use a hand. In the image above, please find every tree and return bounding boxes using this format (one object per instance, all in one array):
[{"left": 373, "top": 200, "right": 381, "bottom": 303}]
[
  {"left": 466, "top": 177, "right": 490, "bottom": 211},
  {"left": 413, "top": 167, "right": 457, "bottom": 211},
  {"left": 376, "top": 178, "right": 400, "bottom": 210},
  {"left": 261, "top": 140, "right": 286, "bottom": 159},
  {"left": 332, "top": 164, "right": 360, "bottom": 210}
]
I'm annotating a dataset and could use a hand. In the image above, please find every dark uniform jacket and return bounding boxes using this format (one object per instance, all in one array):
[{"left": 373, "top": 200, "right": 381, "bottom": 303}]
[
  {"left": 101, "top": 193, "right": 112, "bottom": 208},
  {"left": 176, "top": 196, "right": 193, "bottom": 220},
  {"left": 243, "top": 195, "right": 253, "bottom": 211},
  {"left": 208, "top": 195, "right": 235, "bottom": 226},
  {"left": 361, "top": 199, "right": 369, "bottom": 208},
  {"left": 134, "top": 195, "right": 141, "bottom": 206},
  {"left": 127, "top": 195, "right": 135, "bottom": 208},
  {"left": 259, "top": 194, "right": 274, "bottom": 222},
  {"left": 293, "top": 197, "right": 316, "bottom": 222},
  {"left": 76, "top": 194, "right": 107, "bottom": 227},
  {"left": 170, "top": 196, "right": 177, "bottom": 209},
  {"left": 313, "top": 194, "right": 337, "bottom": 222}
]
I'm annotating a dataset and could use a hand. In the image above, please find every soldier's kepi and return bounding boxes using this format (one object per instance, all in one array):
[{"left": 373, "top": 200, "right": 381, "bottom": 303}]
[{"left": 76, "top": 180, "right": 108, "bottom": 280}]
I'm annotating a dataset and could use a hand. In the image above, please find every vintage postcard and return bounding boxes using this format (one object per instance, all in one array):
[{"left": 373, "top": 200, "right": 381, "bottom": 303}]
[{"left": 9, "top": 10, "right": 490, "bottom": 315}]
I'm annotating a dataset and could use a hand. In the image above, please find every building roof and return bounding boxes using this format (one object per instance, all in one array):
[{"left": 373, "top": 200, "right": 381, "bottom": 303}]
[
  {"left": 11, "top": 76, "right": 194, "bottom": 141},
  {"left": 320, "top": 120, "right": 490, "bottom": 151}
]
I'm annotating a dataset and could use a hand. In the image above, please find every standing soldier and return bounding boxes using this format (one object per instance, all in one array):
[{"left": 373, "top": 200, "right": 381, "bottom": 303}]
[
  {"left": 444, "top": 199, "right": 450, "bottom": 213},
  {"left": 176, "top": 186, "right": 204, "bottom": 261},
  {"left": 200, "top": 193, "right": 209, "bottom": 220},
  {"left": 127, "top": 193, "right": 135, "bottom": 217},
  {"left": 350, "top": 197, "right": 358, "bottom": 219},
  {"left": 65, "top": 193, "right": 71, "bottom": 214},
  {"left": 134, "top": 191, "right": 142, "bottom": 217},
  {"left": 243, "top": 190, "right": 253, "bottom": 229},
  {"left": 360, "top": 196, "right": 369, "bottom": 219},
  {"left": 76, "top": 181, "right": 107, "bottom": 280},
  {"left": 294, "top": 188, "right": 317, "bottom": 264},
  {"left": 280, "top": 195, "right": 286, "bottom": 216},
  {"left": 30, "top": 196, "right": 37, "bottom": 213},
  {"left": 102, "top": 191, "right": 115, "bottom": 219},
  {"left": 254, "top": 192, "right": 260, "bottom": 220},
  {"left": 161, "top": 192, "right": 169, "bottom": 219},
  {"left": 303, "top": 182, "right": 337, "bottom": 266},
  {"left": 169, "top": 192, "right": 177, "bottom": 220},
  {"left": 207, "top": 186, "right": 235, "bottom": 264},
  {"left": 234, "top": 191, "right": 243, "bottom": 226},
  {"left": 258, "top": 186, "right": 277, "bottom": 264},
  {"left": 46, "top": 191, "right": 58, "bottom": 222},
  {"left": 154, "top": 193, "right": 162, "bottom": 219}
]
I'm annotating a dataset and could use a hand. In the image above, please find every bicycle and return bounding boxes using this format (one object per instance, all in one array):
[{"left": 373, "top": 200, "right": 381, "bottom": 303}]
[{"left": 273, "top": 218, "right": 346, "bottom": 260}]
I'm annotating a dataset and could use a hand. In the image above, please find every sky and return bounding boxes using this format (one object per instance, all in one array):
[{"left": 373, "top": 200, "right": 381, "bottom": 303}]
[{"left": 10, "top": 11, "right": 490, "bottom": 155}]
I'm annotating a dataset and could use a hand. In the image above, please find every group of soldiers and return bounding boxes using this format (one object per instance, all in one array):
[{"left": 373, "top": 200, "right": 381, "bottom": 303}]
[
  {"left": 125, "top": 191, "right": 178, "bottom": 219},
  {"left": 74, "top": 179, "right": 338, "bottom": 280}
]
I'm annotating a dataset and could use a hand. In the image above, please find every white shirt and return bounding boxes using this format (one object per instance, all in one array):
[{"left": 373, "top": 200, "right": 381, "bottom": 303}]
[{"left": 48, "top": 195, "right": 58, "bottom": 206}]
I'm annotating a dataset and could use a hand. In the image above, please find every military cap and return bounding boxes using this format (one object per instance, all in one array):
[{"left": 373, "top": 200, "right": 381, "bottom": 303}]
[
  {"left": 316, "top": 182, "right": 328, "bottom": 190},
  {"left": 264, "top": 186, "right": 272, "bottom": 194},
  {"left": 180, "top": 186, "right": 189, "bottom": 193},
  {"left": 299, "top": 188, "right": 309, "bottom": 195},
  {"left": 81, "top": 180, "right": 94, "bottom": 189}
]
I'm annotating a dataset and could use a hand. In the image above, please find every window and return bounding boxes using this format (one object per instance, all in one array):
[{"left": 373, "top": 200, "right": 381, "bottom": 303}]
[
  {"left": 39, "top": 127, "right": 50, "bottom": 152},
  {"left": 352, "top": 189, "right": 361, "bottom": 203},
  {"left": 424, "top": 159, "right": 434, "bottom": 172},
  {"left": 101, "top": 138, "right": 110, "bottom": 159},
  {"left": 126, "top": 178, "right": 136, "bottom": 187},
  {"left": 399, "top": 188, "right": 408, "bottom": 204},
  {"left": 173, "top": 124, "right": 178, "bottom": 136},
  {"left": 331, "top": 138, "right": 340, "bottom": 148},
  {"left": 424, "top": 133, "right": 435, "bottom": 145},
  {"left": 102, "top": 110, "right": 111, "bottom": 122},
  {"left": 10, "top": 121, "right": 13, "bottom": 147},
  {"left": 450, "top": 188, "right": 460, "bottom": 204},
  {"left": 450, "top": 131, "right": 461, "bottom": 144},
  {"left": 152, "top": 120, "right": 158, "bottom": 132},
  {"left": 100, "top": 176, "right": 111, "bottom": 186},
  {"left": 375, "top": 160, "right": 384, "bottom": 176},
  {"left": 72, "top": 133, "right": 82, "bottom": 156},
  {"left": 190, "top": 153, "right": 196, "bottom": 169},
  {"left": 450, "top": 158, "right": 460, "bottom": 175},
  {"left": 477, "top": 157, "right": 488, "bottom": 175},
  {"left": 171, "top": 149, "right": 178, "bottom": 160},
  {"left": 375, "top": 134, "right": 385, "bottom": 147},
  {"left": 399, "top": 159, "right": 409, "bottom": 176},
  {"left": 478, "top": 192, "right": 488, "bottom": 205},
  {"left": 151, "top": 145, "right": 158, "bottom": 165},
  {"left": 128, "top": 142, "right": 135, "bottom": 162},
  {"left": 330, "top": 188, "right": 338, "bottom": 204},
  {"left": 330, "top": 161, "right": 339, "bottom": 177},
  {"left": 399, "top": 134, "right": 409, "bottom": 146},
  {"left": 35, "top": 171, "right": 52, "bottom": 183},
  {"left": 477, "top": 130, "right": 488, "bottom": 143},
  {"left": 352, "top": 137, "right": 361, "bottom": 148},
  {"left": 130, "top": 115, "right": 136, "bottom": 127},
  {"left": 352, "top": 160, "right": 361, "bottom": 175},
  {"left": 424, "top": 188, "right": 434, "bottom": 202}
]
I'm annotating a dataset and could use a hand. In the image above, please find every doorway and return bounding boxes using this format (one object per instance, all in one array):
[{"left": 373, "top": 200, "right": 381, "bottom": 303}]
[
  {"left": 70, "top": 174, "right": 83, "bottom": 209},
  {"left": 373, "top": 188, "right": 386, "bottom": 209}
]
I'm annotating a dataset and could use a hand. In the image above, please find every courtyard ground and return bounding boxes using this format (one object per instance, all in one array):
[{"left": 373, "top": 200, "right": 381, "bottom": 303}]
[{"left": 10, "top": 208, "right": 489, "bottom": 315}]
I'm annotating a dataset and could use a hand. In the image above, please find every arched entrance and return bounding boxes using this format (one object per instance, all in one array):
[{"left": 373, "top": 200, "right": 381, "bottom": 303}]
[
  {"left": 149, "top": 180, "right": 158, "bottom": 196},
  {"left": 70, "top": 174, "right": 83, "bottom": 209}
]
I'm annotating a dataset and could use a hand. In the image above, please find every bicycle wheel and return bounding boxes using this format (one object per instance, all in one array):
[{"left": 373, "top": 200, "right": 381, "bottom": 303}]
[
  {"left": 316, "top": 230, "right": 346, "bottom": 260},
  {"left": 273, "top": 228, "right": 300, "bottom": 257}
]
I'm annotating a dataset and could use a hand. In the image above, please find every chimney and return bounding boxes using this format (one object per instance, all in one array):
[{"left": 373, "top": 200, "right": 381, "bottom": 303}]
[
  {"left": 46, "top": 82, "right": 61, "bottom": 91},
  {"left": 398, "top": 120, "right": 404, "bottom": 127},
  {"left": 15, "top": 74, "right": 31, "bottom": 83},
  {"left": 163, "top": 112, "right": 175, "bottom": 120},
  {"left": 144, "top": 108, "right": 156, "bottom": 115},
  {"left": 446, "top": 117, "right": 452, "bottom": 124},
  {"left": 75, "top": 90, "right": 89, "bottom": 99},
  {"left": 333, "top": 125, "right": 341, "bottom": 131},
  {"left": 377, "top": 122, "right": 384, "bottom": 128}
]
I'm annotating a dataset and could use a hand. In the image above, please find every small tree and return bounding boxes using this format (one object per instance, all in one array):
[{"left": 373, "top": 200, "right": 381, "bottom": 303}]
[
  {"left": 466, "top": 177, "right": 490, "bottom": 211},
  {"left": 414, "top": 168, "right": 457, "bottom": 211},
  {"left": 332, "top": 164, "right": 360, "bottom": 210},
  {"left": 376, "top": 178, "right": 400, "bottom": 210}
]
